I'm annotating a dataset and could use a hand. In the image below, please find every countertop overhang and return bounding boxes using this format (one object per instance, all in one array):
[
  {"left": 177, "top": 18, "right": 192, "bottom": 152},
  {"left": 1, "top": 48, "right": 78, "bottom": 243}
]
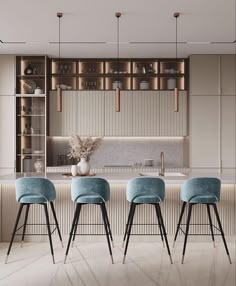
[{"left": 0, "top": 172, "right": 235, "bottom": 185}]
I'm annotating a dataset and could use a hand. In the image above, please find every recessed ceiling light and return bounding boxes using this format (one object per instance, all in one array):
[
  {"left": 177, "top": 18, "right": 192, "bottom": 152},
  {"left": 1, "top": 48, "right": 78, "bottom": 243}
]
[
  {"left": 130, "top": 41, "right": 186, "bottom": 44},
  {"left": 106, "top": 41, "right": 130, "bottom": 44},
  {"left": 186, "top": 41, "right": 211, "bottom": 44},
  {"left": 49, "top": 41, "right": 106, "bottom": 44}
]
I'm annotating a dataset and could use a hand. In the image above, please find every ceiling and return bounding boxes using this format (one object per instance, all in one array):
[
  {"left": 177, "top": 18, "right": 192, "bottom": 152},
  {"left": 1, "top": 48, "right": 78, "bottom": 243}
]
[{"left": 0, "top": 0, "right": 235, "bottom": 58}]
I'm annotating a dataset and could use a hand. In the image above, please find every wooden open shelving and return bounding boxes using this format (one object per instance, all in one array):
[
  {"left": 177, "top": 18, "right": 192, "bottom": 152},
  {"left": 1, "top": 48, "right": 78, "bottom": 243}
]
[{"left": 50, "top": 58, "right": 188, "bottom": 91}]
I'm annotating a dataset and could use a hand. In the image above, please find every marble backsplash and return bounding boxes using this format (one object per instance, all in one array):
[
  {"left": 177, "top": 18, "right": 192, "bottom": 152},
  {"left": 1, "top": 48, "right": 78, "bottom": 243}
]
[{"left": 47, "top": 137, "right": 189, "bottom": 168}]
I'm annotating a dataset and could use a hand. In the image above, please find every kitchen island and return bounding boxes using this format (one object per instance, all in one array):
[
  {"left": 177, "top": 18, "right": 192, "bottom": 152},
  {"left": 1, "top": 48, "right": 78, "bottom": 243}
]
[{"left": 0, "top": 172, "right": 235, "bottom": 241}]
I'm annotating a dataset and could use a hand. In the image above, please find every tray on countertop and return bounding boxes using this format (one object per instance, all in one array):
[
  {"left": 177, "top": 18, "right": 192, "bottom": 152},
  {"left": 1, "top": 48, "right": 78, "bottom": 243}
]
[{"left": 62, "top": 172, "right": 96, "bottom": 177}]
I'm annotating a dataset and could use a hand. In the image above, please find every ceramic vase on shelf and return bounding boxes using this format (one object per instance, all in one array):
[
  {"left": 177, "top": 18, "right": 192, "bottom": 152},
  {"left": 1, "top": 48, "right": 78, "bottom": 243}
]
[
  {"left": 34, "top": 158, "right": 44, "bottom": 173},
  {"left": 71, "top": 165, "right": 78, "bottom": 176},
  {"left": 77, "top": 158, "right": 90, "bottom": 175}
]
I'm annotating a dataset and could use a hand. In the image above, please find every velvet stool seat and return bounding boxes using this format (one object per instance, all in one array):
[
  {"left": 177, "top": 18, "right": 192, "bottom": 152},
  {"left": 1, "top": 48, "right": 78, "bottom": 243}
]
[
  {"left": 122, "top": 177, "right": 173, "bottom": 264},
  {"left": 64, "top": 177, "right": 114, "bottom": 264},
  {"left": 5, "top": 177, "right": 63, "bottom": 264},
  {"left": 173, "top": 177, "right": 232, "bottom": 264}
]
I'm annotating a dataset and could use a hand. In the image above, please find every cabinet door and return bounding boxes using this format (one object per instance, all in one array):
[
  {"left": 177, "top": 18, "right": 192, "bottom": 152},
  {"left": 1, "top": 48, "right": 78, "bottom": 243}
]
[
  {"left": 190, "top": 95, "right": 220, "bottom": 169},
  {"left": 0, "top": 55, "right": 15, "bottom": 95},
  {"left": 159, "top": 91, "right": 187, "bottom": 136},
  {"left": 132, "top": 91, "right": 159, "bottom": 136},
  {"left": 190, "top": 55, "right": 220, "bottom": 96},
  {"left": 75, "top": 91, "right": 104, "bottom": 136},
  {"left": 49, "top": 91, "right": 77, "bottom": 136},
  {"left": 221, "top": 96, "right": 236, "bottom": 168},
  {"left": 0, "top": 96, "right": 15, "bottom": 169},
  {"left": 105, "top": 91, "right": 132, "bottom": 136},
  {"left": 49, "top": 91, "right": 104, "bottom": 136},
  {"left": 221, "top": 55, "right": 236, "bottom": 96}
]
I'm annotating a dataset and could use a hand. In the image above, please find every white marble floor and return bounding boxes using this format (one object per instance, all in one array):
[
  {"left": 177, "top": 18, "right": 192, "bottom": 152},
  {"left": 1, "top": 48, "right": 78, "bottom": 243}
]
[{"left": 0, "top": 238, "right": 235, "bottom": 286}]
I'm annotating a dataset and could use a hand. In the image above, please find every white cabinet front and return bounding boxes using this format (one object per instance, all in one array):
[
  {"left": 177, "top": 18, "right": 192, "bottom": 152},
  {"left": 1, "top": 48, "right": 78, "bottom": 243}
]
[
  {"left": 49, "top": 91, "right": 104, "bottom": 136},
  {"left": 190, "top": 95, "right": 220, "bottom": 169},
  {"left": 160, "top": 91, "right": 187, "bottom": 136},
  {"left": 0, "top": 96, "right": 15, "bottom": 169},
  {"left": 190, "top": 55, "right": 220, "bottom": 96},
  {"left": 132, "top": 91, "right": 159, "bottom": 136},
  {"left": 0, "top": 55, "right": 15, "bottom": 95},
  {"left": 105, "top": 91, "right": 133, "bottom": 136},
  {"left": 221, "top": 95, "right": 236, "bottom": 168}
]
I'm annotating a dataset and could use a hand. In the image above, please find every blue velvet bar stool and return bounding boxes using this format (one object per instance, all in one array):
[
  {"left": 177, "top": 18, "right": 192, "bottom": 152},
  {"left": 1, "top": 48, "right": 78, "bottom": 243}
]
[
  {"left": 64, "top": 177, "right": 114, "bottom": 264},
  {"left": 173, "top": 177, "right": 232, "bottom": 264},
  {"left": 5, "top": 177, "right": 63, "bottom": 264},
  {"left": 122, "top": 177, "right": 173, "bottom": 264}
]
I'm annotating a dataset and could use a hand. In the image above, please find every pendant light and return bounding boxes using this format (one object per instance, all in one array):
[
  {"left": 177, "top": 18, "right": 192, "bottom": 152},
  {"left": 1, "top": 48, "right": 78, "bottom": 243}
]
[
  {"left": 115, "top": 12, "right": 121, "bottom": 112},
  {"left": 174, "top": 12, "right": 179, "bottom": 112},
  {"left": 57, "top": 12, "right": 63, "bottom": 112}
]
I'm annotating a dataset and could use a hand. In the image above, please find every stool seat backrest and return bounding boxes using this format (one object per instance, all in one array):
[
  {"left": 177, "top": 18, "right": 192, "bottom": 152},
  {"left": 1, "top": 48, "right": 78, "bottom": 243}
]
[
  {"left": 127, "top": 177, "right": 165, "bottom": 202},
  {"left": 15, "top": 177, "right": 56, "bottom": 202},
  {"left": 71, "top": 177, "right": 110, "bottom": 202},
  {"left": 181, "top": 177, "right": 221, "bottom": 202}
]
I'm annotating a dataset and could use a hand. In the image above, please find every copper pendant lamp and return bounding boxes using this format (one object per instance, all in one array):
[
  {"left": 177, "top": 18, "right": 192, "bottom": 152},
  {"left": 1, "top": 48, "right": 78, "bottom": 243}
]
[
  {"left": 115, "top": 12, "right": 121, "bottom": 112},
  {"left": 174, "top": 12, "right": 179, "bottom": 112},
  {"left": 57, "top": 12, "right": 63, "bottom": 112}
]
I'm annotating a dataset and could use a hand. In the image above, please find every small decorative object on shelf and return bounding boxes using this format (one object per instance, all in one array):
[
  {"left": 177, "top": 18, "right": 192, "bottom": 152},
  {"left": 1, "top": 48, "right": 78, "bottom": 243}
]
[
  {"left": 34, "top": 158, "right": 44, "bottom": 172},
  {"left": 24, "top": 63, "right": 34, "bottom": 75},
  {"left": 34, "top": 87, "right": 43, "bottom": 95},
  {"left": 68, "top": 135, "right": 103, "bottom": 175}
]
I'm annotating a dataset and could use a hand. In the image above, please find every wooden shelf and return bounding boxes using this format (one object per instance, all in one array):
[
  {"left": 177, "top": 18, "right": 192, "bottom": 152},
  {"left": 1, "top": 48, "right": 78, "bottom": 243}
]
[{"left": 49, "top": 58, "right": 188, "bottom": 91}]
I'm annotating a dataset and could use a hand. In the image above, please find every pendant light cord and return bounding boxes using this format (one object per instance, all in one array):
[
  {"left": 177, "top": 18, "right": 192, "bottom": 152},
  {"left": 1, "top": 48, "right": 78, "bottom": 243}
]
[
  {"left": 59, "top": 15, "right": 61, "bottom": 86},
  {"left": 176, "top": 15, "right": 177, "bottom": 63},
  {"left": 117, "top": 15, "right": 120, "bottom": 74}
]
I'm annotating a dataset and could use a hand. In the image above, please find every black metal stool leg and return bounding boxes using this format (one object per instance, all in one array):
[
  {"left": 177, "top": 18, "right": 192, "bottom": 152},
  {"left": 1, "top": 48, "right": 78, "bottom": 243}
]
[
  {"left": 156, "top": 204, "right": 173, "bottom": 264},
  {"left": 100, "top": 203, "right": 114, "bottom": 264},
  {"left": 212, "top": 203, "right": 232, "bottom": 264},
  {"left": 173, "top": 201, "right": 186, "bottom": 248},
  {"left": 122, "top": 203, "right": 134, "bottom": 247},
  {"left": 154, "top": 204, "right": 165, "bottom": 248},
  {"left": 103, "top": 205, "right": 114, "bottom": 248},
  {"left": 21, "top": 204, "right": 30, "bottom": 247},
  {"left": 43, "top": 203, "right": 55, "bottom": 264},
  {"left": 182, "top": 203, "right": 193, "bottom": 264},
  {"left": 64, "top": 204, "right": 81, "bottom": 264},
  {"left": 5, "top": 203, "right": 24, "bottom": 264},
  {"left": 206, "top": 204, "right": 215, "bottom": 247},
  {"left": 72, "top": 204, "right": 82, "bottom": 247},
  {"left": 123, "top": 203, "right": 136, "bottom": 264},
  {"left": 50, "top": 202, "right": 63, "bottom": 248}
]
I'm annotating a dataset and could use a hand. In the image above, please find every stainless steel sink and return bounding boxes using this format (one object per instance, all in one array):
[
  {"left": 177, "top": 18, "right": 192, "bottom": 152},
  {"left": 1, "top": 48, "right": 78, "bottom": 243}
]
[{"left": 139, "top": 172, "right": 186, "bottom": 177}]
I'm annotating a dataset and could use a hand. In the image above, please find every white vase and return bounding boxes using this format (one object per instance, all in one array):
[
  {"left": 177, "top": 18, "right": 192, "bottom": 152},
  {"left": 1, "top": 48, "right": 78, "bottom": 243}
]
[
  {"left": 71, "top": 165, "right": 78, "bottom": 176},
  {"left": 77, "top": 158, "right": 90, "bottom": 175}
]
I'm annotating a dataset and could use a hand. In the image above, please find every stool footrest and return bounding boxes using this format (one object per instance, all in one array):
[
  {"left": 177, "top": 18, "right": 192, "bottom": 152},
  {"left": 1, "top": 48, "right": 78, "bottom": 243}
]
[{"left": 179, "top": 223, "right": 221, "bottom": 236}]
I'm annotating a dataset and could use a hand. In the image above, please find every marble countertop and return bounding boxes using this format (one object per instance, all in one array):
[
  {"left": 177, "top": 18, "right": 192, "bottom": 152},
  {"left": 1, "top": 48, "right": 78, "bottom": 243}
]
[{"left": 0, "top": 171, "right": 235, "bottom": 184}]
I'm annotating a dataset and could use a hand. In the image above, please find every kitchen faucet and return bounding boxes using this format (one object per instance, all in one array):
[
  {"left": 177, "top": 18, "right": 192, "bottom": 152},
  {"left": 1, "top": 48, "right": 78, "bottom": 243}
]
[{"left": 159, "top": 152, "right": 165, "bottom": 176}]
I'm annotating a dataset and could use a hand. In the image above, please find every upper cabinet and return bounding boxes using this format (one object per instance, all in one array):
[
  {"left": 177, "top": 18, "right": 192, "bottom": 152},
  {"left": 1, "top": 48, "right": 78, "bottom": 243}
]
[
  {"left": 49, "top": 90, "right": 187, "bottom": 137},
  {"left": 0, "top": 55, "right": 15, "bottom": 95},
  {"left": 220, "top": 55, "right": 236, "bottom": 96},
  {"left": 160, "top": 91, "right": 188, "bottom": 136},
  {"left": 50, "top": 58, "right": 188, "bottom": 92},
  {"left": 190, "top": 55, "right": 220, "bottom": 95},
  {"left": 132, "top": 91, "right": 159, "bottom": 136},
  {"left": 49, "top": 91, "right": 104, "bottom": 136},
  {"left": 105, "top": 91, "right": 133, "bottom": 136}
]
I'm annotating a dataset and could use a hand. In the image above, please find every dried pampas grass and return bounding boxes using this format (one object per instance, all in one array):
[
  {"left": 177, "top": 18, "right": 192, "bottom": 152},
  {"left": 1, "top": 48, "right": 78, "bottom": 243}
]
[{"left": 68, "top": 135, "right": 102, "bottom": 161}]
